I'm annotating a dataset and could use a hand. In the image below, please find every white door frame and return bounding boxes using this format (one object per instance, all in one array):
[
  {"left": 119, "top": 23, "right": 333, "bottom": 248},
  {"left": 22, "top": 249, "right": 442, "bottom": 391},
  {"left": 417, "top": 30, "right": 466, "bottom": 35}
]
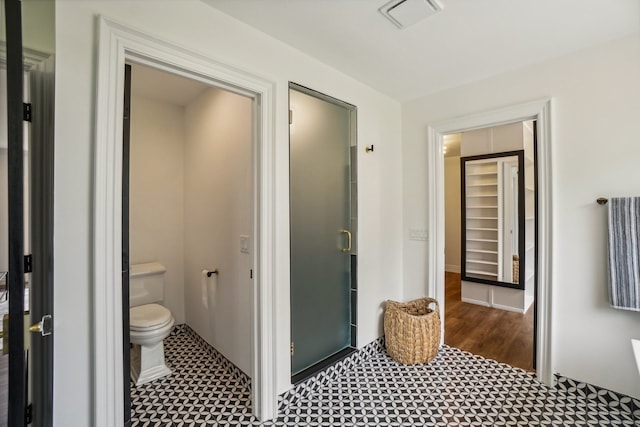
[
  {"left": 426, "top": 99, "right": 554, "bottom": 385},
  {"left": 93, "top": 17, "right": 277, "bottom": 425}
]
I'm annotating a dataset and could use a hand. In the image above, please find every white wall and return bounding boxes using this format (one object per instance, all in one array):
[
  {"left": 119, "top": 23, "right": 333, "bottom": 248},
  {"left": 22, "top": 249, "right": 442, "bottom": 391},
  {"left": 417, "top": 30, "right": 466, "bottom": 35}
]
[
  {"left": 129, "top": 87, "right": 252, "bottom": 375},
  {"left": 183, "top": 87, "right": 253, "bottom": 376},
  {"left": 129, "top": 95, "right": 186, "bottom": 324},
  {"left": 22, "top": 0, "right": 56, "bottom": 55},
  {"left": 403, "top": 34, "right": 640, "bottom": 398},
  {"left": 444, "top": 156, "right": 460, "bottom": 273},
  {"left": 54, "top": 1, "right": 403, "bottom": 424}
]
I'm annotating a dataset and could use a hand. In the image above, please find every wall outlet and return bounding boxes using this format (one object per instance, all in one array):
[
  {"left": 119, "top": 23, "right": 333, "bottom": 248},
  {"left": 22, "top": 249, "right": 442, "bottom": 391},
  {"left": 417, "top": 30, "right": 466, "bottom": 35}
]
[
  {"left": 409, "top": 228, "right": 428, "bottom": 241},
  {"left": 240, "top": 235, "right": 250, "bottom": 254}
]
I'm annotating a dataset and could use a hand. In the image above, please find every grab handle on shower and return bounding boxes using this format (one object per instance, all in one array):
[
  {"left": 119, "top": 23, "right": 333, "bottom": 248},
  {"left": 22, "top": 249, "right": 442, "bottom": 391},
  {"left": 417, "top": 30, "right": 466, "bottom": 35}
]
[{"left": 340, "top": 229, "right": 352, "bottom": 253}]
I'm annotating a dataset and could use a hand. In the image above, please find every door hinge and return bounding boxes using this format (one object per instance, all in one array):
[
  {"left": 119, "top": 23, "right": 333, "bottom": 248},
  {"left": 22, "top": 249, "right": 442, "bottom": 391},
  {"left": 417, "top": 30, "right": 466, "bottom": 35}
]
[
  {"left": 24, "top": 254, "right": 32, "bottom": 273},
  {"left": 290, "top": 341, "right": 294, "bottom": 357},
  {"left": 23, "top": 103, "right": 32, "bottom": 122},
  {"left": 25, "top": 403, "right": 33, "bottom": 424},
  {"left": 289, "top": 109, "right": 293, "bottom": 125},
  {"left": 250, "top": 269, "right": 253, "bottom": 279}
]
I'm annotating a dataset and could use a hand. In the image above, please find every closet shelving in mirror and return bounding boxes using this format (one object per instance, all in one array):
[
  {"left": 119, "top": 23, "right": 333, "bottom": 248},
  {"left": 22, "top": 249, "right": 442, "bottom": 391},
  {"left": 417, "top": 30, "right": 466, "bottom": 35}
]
[
  {"left": 463, "top": 158, "right": 500, "bottom": 280},
  {"left": 461, "top": 150, "right": 525, "bottom": 289}
]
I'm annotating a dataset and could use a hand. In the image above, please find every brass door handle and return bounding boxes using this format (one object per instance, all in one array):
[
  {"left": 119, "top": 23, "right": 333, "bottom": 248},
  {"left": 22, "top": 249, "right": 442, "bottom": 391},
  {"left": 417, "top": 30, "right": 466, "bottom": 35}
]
[
  {"left": 0, "top": 313, "right": 52, "bottom": 355},
  {"left": 340, "top": 229, "right": 352, "bottom": 253},
  {"left": 30, "top": 314, "right": 52, "bottom": 337}
]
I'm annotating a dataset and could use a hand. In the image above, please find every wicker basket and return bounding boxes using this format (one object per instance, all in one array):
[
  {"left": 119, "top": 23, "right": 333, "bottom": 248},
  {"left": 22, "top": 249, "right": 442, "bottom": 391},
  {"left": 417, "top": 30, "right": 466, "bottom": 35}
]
[{"left": 384, "top": 297, "right": 441, "bottom": 365}]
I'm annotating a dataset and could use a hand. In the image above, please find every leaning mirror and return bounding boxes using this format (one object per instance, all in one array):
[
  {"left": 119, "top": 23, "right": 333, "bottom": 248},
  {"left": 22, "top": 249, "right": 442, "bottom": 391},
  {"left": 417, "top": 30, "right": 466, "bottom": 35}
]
[{"left": 461, "top": 150, "right": 525, "bottom": 289}]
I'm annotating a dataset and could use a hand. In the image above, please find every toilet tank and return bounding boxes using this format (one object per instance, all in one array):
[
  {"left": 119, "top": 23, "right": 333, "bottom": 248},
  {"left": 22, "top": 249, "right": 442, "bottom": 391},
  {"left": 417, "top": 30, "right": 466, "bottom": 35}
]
[{"left": 130, "top": 262, "right": 166, "bottom": 307}]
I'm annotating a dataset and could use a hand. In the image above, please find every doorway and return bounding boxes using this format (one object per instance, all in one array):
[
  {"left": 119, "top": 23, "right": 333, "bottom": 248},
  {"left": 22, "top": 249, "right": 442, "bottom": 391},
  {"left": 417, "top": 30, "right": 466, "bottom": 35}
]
[
  {"left": 122, "top": 61, "right": 255, "bottom": 423},
  {"left": 94, "top": 17, "right": 277, "bottom": 424},
  {"left": 289, "top": 84, "right": 357, "bottom": 382},
  {"left": 426, "top": 99, "right": 553, "bottom": 385},
  {"left": 443, "top": 122, "right": 536, "bottom": 371}
]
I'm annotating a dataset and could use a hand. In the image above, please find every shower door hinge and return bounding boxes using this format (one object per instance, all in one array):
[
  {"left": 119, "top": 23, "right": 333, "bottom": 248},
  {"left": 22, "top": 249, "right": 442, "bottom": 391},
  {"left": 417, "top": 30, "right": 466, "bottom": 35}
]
[
  {"left": 290, "top": 341, "right": 294, "bottom": 357},
  {"left": 289, "top": 109, "right": 293, "bottom": 125},
  {"left": 23, "top": 103, "right": 32, "bottom": 122},
  {"left": 25, "top": 403, "right": 33, "bottom": 424},
  {"left": 24, "top": 254, "right": 32, "bottom": 273}
]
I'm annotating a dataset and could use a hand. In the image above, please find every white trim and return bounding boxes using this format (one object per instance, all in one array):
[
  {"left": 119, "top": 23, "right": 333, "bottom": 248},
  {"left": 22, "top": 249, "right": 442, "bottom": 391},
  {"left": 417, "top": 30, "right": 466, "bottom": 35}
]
[
  {"left": 427, "top": 98, "right": 554, "bottom": 386},
  {"left": 93, "top": 17, "right": 277, "bottom": 426}
]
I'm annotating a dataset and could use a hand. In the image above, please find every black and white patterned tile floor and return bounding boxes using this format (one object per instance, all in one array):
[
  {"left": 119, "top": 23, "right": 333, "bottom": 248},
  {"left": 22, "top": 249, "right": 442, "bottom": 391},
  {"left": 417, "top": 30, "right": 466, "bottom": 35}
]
[{"left": 131, "top": 331, "right": 640, "bottom": 426}]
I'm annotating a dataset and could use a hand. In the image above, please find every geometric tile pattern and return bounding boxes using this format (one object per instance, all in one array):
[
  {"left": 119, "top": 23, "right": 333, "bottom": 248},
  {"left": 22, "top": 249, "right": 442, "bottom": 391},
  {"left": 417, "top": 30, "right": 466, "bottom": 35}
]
[
  {"left": 183, "top": 325, "right": 251, "bottom": 390},
  {"left": 277, "top": 337, "right": 385, "bottom": 410},
  {"left": 131, "top": 329, "right": 640, "bottom": 426},
  {"left": 131, "top": 329, "right": 253, "bottom": 426}
]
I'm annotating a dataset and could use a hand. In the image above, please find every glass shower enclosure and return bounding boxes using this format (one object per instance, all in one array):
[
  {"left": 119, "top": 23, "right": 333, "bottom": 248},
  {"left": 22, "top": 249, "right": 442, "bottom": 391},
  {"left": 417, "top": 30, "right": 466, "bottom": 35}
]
[{"left": 289, "top": 84, "right": 355, "bottom": 380}]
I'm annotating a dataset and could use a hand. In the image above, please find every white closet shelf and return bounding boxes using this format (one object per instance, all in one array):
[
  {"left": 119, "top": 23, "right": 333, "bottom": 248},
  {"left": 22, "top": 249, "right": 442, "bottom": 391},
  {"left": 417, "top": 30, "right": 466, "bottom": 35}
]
[
  {"left": 466, "top": 270, "right": 498, "bottom": 277},
  {"left": 467, "top": 206, "right": 498, "bottom": 209},
  {"left": 466, "top": 194, "right": 498, "bottom": 198},
  {"left": 467, "top": 259, "right": 498, "bottom": 266},
  {"left": 467, "top": 217, "right": 498, "bottom": 220},
  {"left": 466, "top": 183, "right": 498, "bottom": 187},
  {"left": 467, "top": 249, "right": 498, "bottom": 254},
  {"left": 467, "top": 238, "right": 498, "bottom": 243},
  {"left": 467, "top": 172, "right": 497, "bottom": 176},
  {"left": 467, "top": 227, "right": 498, "bottom": 232}
]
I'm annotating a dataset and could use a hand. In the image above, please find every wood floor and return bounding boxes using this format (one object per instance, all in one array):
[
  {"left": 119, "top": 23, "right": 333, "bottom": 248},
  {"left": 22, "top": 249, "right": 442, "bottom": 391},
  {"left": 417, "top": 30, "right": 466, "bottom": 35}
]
[{"left": 444, "top": 272, "right": 535, "bottom": 372}]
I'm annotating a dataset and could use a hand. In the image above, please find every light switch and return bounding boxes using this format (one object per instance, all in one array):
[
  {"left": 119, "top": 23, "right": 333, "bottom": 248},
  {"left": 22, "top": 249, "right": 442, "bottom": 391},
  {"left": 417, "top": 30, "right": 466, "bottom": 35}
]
[{"left": 240, "top": 235, "right": 249, "bottom": 254}]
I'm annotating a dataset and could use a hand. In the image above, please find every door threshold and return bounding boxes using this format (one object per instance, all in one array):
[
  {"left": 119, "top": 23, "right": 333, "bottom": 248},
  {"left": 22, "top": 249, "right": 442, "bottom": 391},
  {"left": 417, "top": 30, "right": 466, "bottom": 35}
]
[{"left": 291, "top": 346, "right": 356, "bottom": 385}]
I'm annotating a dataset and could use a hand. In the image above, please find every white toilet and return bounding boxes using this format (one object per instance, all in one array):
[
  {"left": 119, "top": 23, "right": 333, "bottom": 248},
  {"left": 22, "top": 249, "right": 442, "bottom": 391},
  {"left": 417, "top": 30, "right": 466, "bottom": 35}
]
[{"left": 129, "top": 262, "right": 175, "bottom": 386}]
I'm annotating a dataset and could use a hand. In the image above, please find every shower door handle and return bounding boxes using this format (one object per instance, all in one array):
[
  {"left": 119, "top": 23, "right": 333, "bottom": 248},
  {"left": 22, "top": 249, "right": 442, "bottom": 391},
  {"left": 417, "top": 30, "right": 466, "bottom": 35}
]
[{"left": 340, "top": 229, "right": 352, "bottom": 253}]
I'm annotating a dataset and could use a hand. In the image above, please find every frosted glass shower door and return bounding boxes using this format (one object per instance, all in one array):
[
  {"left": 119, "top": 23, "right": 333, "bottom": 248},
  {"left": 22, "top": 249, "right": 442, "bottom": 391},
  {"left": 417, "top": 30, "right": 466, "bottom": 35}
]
[{"left": 290, "top": 87, "right": 352, "bottom": 377}]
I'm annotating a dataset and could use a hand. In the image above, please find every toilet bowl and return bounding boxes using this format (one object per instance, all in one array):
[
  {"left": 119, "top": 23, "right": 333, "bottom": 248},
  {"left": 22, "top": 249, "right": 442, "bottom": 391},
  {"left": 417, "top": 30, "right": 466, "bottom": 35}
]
[
  {"left": 129, "top": 263, "right": 175, "bottom": 386},
  {"left": 130, "top": 303, "right": 175, "bottom": 385}
]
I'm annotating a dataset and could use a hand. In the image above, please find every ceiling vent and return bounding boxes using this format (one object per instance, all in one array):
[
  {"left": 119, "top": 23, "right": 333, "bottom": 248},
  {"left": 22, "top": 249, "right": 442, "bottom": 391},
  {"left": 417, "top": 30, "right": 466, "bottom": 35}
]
[{"left": 379, "top": 0, "right": 444, "bottom": 30}]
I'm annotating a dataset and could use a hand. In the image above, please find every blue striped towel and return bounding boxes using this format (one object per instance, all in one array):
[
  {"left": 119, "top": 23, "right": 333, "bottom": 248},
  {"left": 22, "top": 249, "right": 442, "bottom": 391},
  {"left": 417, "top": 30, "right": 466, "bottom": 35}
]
[{"left": 608, "top": 197, "right": 640, "bottom": 312}]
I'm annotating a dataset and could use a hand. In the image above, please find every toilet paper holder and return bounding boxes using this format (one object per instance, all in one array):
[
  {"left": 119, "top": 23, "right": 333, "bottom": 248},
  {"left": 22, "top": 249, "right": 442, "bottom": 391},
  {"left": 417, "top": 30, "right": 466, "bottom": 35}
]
[{"left": 206, "top": 269, "right": 219, "bottom": 277}]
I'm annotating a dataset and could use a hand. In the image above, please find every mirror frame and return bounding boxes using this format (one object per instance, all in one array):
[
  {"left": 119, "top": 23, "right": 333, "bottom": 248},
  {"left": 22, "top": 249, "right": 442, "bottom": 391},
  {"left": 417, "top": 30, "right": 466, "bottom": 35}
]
[{"left": 460, "top": 150, "right": 525, "bottom": 290}]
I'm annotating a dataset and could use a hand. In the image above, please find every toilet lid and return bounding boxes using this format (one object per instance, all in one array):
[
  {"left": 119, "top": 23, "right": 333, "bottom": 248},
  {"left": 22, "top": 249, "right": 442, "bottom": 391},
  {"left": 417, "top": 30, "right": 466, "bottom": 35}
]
[{"left": 130, "top": 304, "right": 172, "bottom": 330}]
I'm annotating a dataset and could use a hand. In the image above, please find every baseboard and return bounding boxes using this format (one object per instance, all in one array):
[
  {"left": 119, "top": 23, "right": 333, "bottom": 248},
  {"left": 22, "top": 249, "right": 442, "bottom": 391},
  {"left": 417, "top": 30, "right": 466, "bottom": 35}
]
[
  {"left": 523, "top": 295, "right": 535, "bottom": 313},
  {"left": 491, "top": 303, "right": 526, "bottom": 314},
  {"left": 461, "top": 297, "right": 491, "bottom": 307}
]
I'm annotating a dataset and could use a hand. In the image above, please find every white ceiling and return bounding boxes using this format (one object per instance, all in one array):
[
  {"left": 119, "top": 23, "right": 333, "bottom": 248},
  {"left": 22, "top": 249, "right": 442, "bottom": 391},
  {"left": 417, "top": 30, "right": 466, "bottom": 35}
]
[{"left": 205, "top": 0, "right": 640, "bottom": 101}]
